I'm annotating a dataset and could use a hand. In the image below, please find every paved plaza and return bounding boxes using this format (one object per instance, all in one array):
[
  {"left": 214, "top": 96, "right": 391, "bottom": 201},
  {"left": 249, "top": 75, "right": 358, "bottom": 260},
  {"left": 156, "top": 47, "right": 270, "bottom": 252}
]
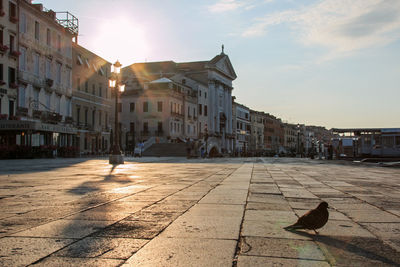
[{"left": 0, "top": 157, "right": 399, "bottom": 266}]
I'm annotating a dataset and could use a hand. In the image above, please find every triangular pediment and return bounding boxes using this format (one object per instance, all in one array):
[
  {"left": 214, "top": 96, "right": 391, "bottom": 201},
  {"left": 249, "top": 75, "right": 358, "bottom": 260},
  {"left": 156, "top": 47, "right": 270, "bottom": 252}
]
[{"left": 207, "top": 54, "right": 237, "bottom": 80}]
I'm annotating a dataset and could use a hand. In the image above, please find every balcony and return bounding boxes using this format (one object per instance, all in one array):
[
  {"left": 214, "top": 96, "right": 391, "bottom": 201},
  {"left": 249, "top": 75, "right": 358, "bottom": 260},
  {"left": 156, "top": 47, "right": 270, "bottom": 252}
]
[
  {"left": 155, "top": 130, "right": 164, "bottom": 136},
  {"left": 9, "top": 16, "right": 18, "bottom": 24},
  {"left": 141, "top": 130, "right": 150, "bottom": 136},
  {"left": 9, "top": 50, "right": 21, "bottom": 59},
  {"left": 16, "top": 107, "right": 28, "bottom": 117},
  {"left": 64, "top": 116, "right": 73, "bottom": 124},
  {"left": 33, "top": 110, "right": 43, "bottom": 119},
  {"left": 171, "top": 111, "right": 184, "bottom": 118},
  {"left": 0, "top": 45, "right": 9, "bottom": 54},
  {"left": 42, "top": 111, "right": 62, "bottom": 124},
  {"left": 45, "top": 78, "right": 54, "bottom": 88}
]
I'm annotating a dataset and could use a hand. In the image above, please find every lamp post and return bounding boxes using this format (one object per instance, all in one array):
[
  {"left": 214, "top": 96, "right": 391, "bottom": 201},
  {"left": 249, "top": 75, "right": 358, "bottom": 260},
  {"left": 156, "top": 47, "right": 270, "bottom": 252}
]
[
  {"left": 296, "top": 124, "right": 300, "bottom": 158},
  {"left": 109, "top": 60, "right": 125, "bottom": 165}
]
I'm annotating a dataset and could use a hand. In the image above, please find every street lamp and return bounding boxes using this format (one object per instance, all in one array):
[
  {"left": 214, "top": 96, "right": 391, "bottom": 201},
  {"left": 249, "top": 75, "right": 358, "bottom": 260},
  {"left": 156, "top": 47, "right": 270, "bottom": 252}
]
[
  {"left": 296, "top": 124, "right": 300, "bottom": 158},
  {"left": 109, "top": 60, "right": 125, "bottom": 165}
]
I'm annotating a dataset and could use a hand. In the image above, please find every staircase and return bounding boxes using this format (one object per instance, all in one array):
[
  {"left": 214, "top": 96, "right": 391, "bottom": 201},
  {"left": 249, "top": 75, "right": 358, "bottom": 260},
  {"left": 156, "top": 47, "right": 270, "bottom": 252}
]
[{"left": 143, "top": 143, "right": 187, "bottom": 157}]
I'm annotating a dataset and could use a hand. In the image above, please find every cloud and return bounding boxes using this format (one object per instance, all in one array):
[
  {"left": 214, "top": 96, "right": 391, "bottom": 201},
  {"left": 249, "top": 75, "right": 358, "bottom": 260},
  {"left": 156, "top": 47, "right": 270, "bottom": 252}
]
[
  {"left": 242, "top": 0, "right": 400, "bottom": 59},
  {"left": 208, "top": 0, "right": 274, "bottom": 13},
  {"left": 208, "top": 0, "right": 246, "bottom": 13}
]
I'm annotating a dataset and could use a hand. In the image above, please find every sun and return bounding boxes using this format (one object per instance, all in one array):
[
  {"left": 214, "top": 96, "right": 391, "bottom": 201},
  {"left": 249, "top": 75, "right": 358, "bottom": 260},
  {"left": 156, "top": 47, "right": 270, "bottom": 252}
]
[{"left": 90, "top": 16, "right": 150, "bottom": 66}]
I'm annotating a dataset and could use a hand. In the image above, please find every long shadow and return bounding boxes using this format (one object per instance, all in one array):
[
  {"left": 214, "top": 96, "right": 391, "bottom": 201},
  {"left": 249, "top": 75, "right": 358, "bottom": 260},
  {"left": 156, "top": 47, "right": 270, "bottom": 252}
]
[
  {"left": 0, "top": 157, "right": 95, "bottom": 175},
  {"left": 287, "top": 230, "right": 400, "bottom": 266}
]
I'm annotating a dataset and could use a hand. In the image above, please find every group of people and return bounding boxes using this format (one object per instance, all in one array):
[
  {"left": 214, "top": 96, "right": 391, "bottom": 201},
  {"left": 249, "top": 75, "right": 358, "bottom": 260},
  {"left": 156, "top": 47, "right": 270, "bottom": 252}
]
[{"left": 186, "top": 139, "right": 206, "bottom": 158}]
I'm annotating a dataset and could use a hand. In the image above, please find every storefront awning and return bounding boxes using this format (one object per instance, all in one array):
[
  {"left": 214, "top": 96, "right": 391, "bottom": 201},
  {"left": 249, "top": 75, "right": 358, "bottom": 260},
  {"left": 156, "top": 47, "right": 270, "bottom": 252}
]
[{"left": 0, "top": 120, "right": 77, "bottom": 134}]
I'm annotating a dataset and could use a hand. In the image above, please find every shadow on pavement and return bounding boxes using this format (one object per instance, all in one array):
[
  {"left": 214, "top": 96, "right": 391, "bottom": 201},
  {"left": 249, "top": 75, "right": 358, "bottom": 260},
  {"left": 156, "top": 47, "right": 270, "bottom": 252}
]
[{"left": 288, "top": 230, "right": 400, "bottom": 266}]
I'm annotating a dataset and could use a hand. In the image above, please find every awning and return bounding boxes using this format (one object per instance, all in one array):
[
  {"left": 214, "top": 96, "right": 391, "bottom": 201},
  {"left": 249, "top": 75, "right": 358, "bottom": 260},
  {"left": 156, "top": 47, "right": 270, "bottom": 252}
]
[{"left": 0, "top": 120, "right": 77, "bottom": 134}]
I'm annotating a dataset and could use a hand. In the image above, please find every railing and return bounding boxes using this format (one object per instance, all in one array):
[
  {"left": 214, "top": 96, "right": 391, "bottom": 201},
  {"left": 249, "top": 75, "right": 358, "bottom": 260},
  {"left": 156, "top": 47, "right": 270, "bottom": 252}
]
[
  {"left": 171, "top": 111, "right": 184, "bottom": 118},
  {"left": 155, "top": 130, "right": 164, "bottom": 136},
  {"left": 140, "top": 130, "right": 150, "bottom": 136}
]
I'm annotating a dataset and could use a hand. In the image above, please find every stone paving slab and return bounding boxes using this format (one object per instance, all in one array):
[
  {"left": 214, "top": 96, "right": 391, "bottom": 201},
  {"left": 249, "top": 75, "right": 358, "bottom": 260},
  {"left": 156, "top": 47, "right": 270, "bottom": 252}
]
[
  {"left": 0, "top": 237, "right": 75, "bottom": 267},
  {"left": 123, "top": 237, "right": 237, "bottom": 267},
  {"left": 161, "top": 211, "right": 243, "bottom": 239},
  {"left": 237, "top": 255, "right": 330, "bottom": 267},
  {"left": 53, "top": 237, "right": 148, "bottom": 259},
  {"left": 239, "top": 236, "right": 326, "bottom": 260},
  {"left": 32, "top": 257, "right": 124, "bottom": 267},
  {"left": 0, "top": 158, "right": 400, "bottom": 266},
  {"left": 11, "top": 219, "right": 113, "bottom": 238}
]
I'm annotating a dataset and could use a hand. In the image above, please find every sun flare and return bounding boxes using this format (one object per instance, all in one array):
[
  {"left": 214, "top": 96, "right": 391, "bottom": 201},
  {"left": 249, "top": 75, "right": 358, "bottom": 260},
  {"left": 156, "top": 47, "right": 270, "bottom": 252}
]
[{"left": 91, "top": 16, "right": 150, "bottom": 65}]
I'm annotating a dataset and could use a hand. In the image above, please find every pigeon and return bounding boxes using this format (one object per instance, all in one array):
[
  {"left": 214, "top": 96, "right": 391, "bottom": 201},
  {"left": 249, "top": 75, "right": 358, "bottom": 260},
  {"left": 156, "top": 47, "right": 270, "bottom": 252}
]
[{"left": 284, "top": 201, "right": 329, "bottom": 233}]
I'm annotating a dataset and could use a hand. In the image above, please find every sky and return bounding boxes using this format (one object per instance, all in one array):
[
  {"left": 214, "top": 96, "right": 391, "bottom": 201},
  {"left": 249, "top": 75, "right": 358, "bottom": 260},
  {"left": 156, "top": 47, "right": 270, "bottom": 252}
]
[{"left": 35, "top": 0, "right": 400, "bottom": 129}]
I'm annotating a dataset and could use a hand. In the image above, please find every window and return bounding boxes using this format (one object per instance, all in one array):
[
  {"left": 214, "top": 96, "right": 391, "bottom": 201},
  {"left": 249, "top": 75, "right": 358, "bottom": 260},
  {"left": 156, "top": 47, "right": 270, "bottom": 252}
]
[
  {"left": 46, "top": 28, "right": 51, "bottom": 46},
  {"left": 199, "top": 104, "right": 202, "bottom": 115},
  {"left": 8, "top": 67, "right": 15, "bottom": 85},
  {"left": 158, "top": 122, "right": 163, "bottom": 132},
  {"left": 143, "top": 122, "right": 148, "bottom": 132},
  {"left": 9, "top": 100, "right": 14, "bottom": 116},
  {"left": 98, "top": 83, "right": 102, "bottom": 97},
  {"left": 56, "top": 62, "right": 61, "bottom": 84},
  {"left": 99, "top": 111, "right": 102, "bottom": 126},
  {"left": 33, "top": 53, "right": 40, "bottom": 76},
  {"left": 92, "top": 110, "right": 95, "bottom": 126},
  {"left": 188, "top": 106, "right": 190, "bottom": 116},
  {"left": 33, "top": 88, "right": 39, "bottom": 103},
  {"left": 9, "top": 2, "right": 16, "bottom": 19},
  {"left": 130, "top": 102, "right": 135, "bottom": 112},
  {"left": 157, "top": 101, "right": 162, "bottom": 112},
  {"left": 66, "top": 98, "right": 71, "bottom": 116},
  {"left": 85, "top": 81, "right": 88, "bottom": 92},
  {"left": 118, "top": 103, "right": 122, "bottom": 112},
  {"left": 35, "top": 21, "right": 40, "bottom": 41},
  {"left": 205, "top": 92, "right": 207, "bottom": 98},
  {"left": 18, "top": 87, "right": 26, "bottom": 108},
  {"left": 56, "top": 95, "right": 60, "bottom": 113},
  {"left": 143, "top": 101, "right": 148, "bottom": 112},
  {"left": 77, "top": 108, "right": 80, "bottom": 124},
  {"left": 66, "top": 67, "right": 71, "bottom": 88},
  {"left": 105, "top": 112, "right": 108, "bottom": 126},
  {"left": 9, "top": 35, "right": 14, "bottom": 52},
  {"left": 84, "top": 109, "right": 88, "bottom": 124},
  {"left": 0, "top": 64, "right": 3, "bottom": 81},
  {"left": 130, "top": 122, "right": 135, "bottom": 133},
  {"left": 19, "top": 47, "right": 26, "bottom": 71},
  {"left": 20, "top": 13, "right": 27, "bottom": 33},
  {"left": 187, "top": 125, "right": 190, "bottom": 134},
  {"left": 45, "top": 58, "right": 51, "bottom": 79},
  {"left": 0, "top": 29, "right": 3, "bottom": 45},
  {"left": 204, "top": 105, "right": 208, "bottom": 116},
  {"left": 77, "top": 78, "right": 81, "bottom": 90},
  {"left": 57, "top": 35, "right": 61, "bottom": 52},
  {"left": 45, "top": 92, "right": 50, "bottom": 108},
  {"left": 199, "top": 90, "right": 201, "bottom": 97},
  {"left": 92, "top": 84, "right": 95, "bottom": 95}
]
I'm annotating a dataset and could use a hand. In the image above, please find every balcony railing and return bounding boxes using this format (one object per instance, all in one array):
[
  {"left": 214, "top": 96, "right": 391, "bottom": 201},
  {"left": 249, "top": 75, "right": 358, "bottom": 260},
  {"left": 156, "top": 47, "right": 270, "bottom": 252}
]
[
  {"left": 171, "top": 111, "right": 184, "bottom": 118},
  {"left": 155, "top": 130, "right": 164, "bottom": 136},
  {"left": 140, "top": 130, "right": 150, "bottom": 136}
]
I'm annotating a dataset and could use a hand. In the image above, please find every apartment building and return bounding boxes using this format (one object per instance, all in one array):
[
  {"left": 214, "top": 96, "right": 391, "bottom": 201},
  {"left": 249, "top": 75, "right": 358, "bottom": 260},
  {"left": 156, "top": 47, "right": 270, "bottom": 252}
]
[
  {"left": 121, "top": 50, "right": 236, "bottom": 155},
  {"left": 118, "top": 77, "right": 188, "bottom": 152},
  {"left": 0, "top": 1, "right": 78, "bottom": 157},
  {"left": 250, "top": 109, "right": 265, "bottom": 153},
  {"left": 283, "top": 123, "right": 298, "bottom": 154},
  {"left": 0, "top": 0, "right": 18, "bottom": 121},
  {"left": 72, "top": 43, "right": 111, "bottom": 155},
  {"left": 263, "top": 113, "right": 284, "bottom": 154},
  {"left": 233, "top": 101, "right": 250, "bottom": 155}
]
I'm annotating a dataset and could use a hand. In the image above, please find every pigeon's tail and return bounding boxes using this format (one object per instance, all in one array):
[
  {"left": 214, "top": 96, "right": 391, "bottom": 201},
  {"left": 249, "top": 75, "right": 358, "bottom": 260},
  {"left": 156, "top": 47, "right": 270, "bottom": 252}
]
[{"left": 284, "top": 223, "right": 303, "bottom": 231}]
